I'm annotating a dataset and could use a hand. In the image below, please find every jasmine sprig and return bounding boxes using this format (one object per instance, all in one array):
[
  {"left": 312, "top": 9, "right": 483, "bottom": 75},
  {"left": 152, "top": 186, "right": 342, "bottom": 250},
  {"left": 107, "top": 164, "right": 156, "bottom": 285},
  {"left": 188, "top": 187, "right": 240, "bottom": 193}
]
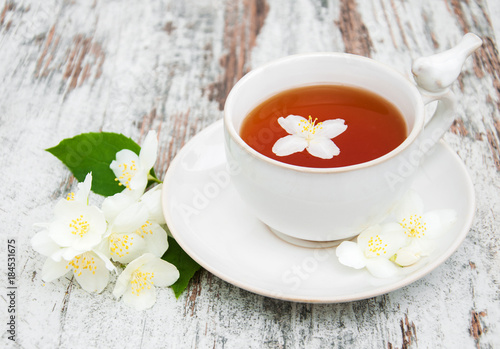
[{"left": 33, "top": 130, "right": 201, "bottom": 308}]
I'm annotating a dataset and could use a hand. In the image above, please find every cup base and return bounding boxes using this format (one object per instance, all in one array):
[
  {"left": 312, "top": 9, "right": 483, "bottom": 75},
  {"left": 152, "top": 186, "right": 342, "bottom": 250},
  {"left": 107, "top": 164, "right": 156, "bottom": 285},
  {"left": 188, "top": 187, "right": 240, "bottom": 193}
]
[{"left": 268, "top": 227, "right": 356, "bottom": 249}]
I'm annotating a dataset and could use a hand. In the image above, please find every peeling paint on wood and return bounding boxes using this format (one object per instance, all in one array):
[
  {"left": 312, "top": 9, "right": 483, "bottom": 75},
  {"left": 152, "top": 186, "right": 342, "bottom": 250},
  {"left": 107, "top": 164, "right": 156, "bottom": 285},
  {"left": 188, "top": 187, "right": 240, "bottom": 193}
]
[
  {"left": 337, "top": 0, "right": 373, "bottom": 57},
  {"left": 485, "top": 129, "right": 500, "bottom": 171},
  {"left": 35, "top": 27, "right": 105, "bottom": 92},
  {"left": 470, "top": 310, "right": 487, "bottom": 349},
  {"left": 207, "top": 0, "right": 269, "bottom": 110},
  {"left": 0, "top": 1, "right": 15, "bottom": 27},
  {"left": 400, "top": 314, "right": 418, "bottom": 349},
  {"left": 450, "top": 118, "right": 470, "bottom": 136},
  {"left": 441, "top": 0, "right": 500, "bottom": 173},
  {"left": 63, "top": 34, "right": 105, "bottom": 90},
  {"left": 184, "top": 272, "right": 203, "bottom": 317},
  {"left": 386, "top": 313, "right": 419, "bottom": 349}
]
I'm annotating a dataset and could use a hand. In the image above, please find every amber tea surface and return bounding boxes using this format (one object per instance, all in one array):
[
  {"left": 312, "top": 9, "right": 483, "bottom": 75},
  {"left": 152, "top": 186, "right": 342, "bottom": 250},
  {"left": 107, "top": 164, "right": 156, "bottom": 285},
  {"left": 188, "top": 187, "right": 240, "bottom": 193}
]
[{"left": 240, "top": 85, "right": 408, "bottom": 168}]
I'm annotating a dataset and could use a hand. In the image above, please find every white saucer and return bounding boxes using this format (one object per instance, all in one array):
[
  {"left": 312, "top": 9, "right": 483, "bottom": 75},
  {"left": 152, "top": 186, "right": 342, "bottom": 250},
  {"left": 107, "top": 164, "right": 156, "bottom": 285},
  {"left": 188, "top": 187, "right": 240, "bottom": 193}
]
[{"left": 161, "top": 120, "right": 475, "bottom": 303}]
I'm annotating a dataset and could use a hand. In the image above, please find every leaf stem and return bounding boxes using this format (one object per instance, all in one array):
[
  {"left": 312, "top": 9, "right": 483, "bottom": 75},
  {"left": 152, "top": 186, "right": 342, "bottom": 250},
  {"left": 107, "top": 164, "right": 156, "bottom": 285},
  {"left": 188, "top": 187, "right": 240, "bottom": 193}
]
[{"left": 147, "top": 173, "right": 162, "bottom": 184}]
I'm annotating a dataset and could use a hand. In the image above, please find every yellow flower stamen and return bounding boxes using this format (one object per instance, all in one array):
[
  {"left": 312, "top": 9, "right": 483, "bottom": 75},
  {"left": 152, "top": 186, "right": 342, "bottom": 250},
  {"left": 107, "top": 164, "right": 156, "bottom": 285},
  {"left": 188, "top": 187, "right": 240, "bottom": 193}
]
[
  {"left": 66, "top": 192, "right": 75, "bottom": 201},
  {"left": 109, "top": 233, "right": 134, "bottom": 258},
  {"left": 115, "top": 160, "right": 137, "bottom": 190},
  {"left": 68, "top": 253, "right": 97, "bottom": 276},
  {"left": 298, "top": 115, "right": 324, "bottom": 140},
  {"left": 400, "top": 214, "right": 426, "bottom": 238},
  {"left": 136, "top": 221, "right": 153, "bottom": 237},
  {"left": 130, "top": 270, "right": 155, "bottom": 296},
  {"left": 367, "top": 235, "right": 388, "bottom": 256},
  {"left": 69, "top": 215, "right": 90, "bottom": 237}
]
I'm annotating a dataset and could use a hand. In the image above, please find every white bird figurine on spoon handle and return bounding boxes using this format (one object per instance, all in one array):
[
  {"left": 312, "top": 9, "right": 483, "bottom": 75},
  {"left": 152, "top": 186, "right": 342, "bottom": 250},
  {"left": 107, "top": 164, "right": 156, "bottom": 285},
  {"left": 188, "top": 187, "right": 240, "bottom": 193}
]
[{"left": 412, "top": 33, "right": 483, "bottom": 94}]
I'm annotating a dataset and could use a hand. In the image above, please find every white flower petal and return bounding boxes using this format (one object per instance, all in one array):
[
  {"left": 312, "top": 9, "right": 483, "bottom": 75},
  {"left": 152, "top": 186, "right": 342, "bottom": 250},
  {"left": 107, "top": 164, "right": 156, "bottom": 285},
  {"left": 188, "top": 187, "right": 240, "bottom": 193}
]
[
  {"left": 31, "top": 229, "right": 60, "bottom": 257},
  {"left": 49, "top": 220, "right": 78, "bottom": 248},
  {"left": 52, "top": 199, "right": 83, "bottom": 222},
  {"left": 113, "top": 253, "right": 168, "bottom": 310},
  {"left": 49, "top": 202, "right": 107, "bottom": 251},
  {"left": 141, "top": 222, "right": 169, "bottom": 258},
  {"left": 336, "top": 241, "right": 367, "bottom": 269},
  {"left": 95, "top": 235, "right": 112, "bottom": 259},
  {"left": 51, "top": 247, "right": 85, "bottom": 262},
  {"left": 315, "top": 119, "right": 347, "bottom": 139},
  {"left": 129, "top": 172, "right": 148, "bottom": 192},
  {"left": 109, "top": 132, "right": 158, "bottom": 195},
  {"left": 129, "top": 253, "right": 157, "bottom": 270},
  {"left": 277, "top": 115, "right": 308, "bottom": 135},
  {"left": 272, "top": 135, "right": 308, "bottom": 156},
  {"left": 73, "top": 252, "right": 110, "bottom": 293},
  {"left": 139, "top": 130, "right": 158, "bottom": 171},
  {"left": 108, "top": 232, "right": 147, "bottom": 264},
  {"left": 393, "top": 243, "right": 422, "bottom": 267},
  {"left": 113, "top": 253, "right": 157, "bottom": 299},
  {"left": 111, "top": 149, "right": 139, "bottom": 173},
  {"left": 92, "top": 249, "right": 116, "bottom": 272},
  {"left": 41, "top": 258, "right": 69, "bottom": 282},
  {"left": 139, "top": 184, "right": 165, "bottom": 225},
  {"left": 357, "top": 225, "right": 382, "bottom": 250},
  {"left": 113, "top": 270, "right": 129, "bottom": 299},
  {"left": 378, "top": 222, "right": 408, "bottom": 256},
  {"left": 306, "top": 137, "right": 340, "bottom": 159},
  {"left": 379, "top": 221, "right": 405, "bottom": 235},
  {"left": 77, "top": 206, "right": 108, "bottom": 249},
  {"left": 122, "top": 282, "right": 157, "bottom": 311},
  {"left": 112, "top": 202, "right": 149, "bottom": 233},
  {"left": 141, "top": 258, "right": 179, "bottom": 287},
  {"left": 358, "top": 224, "right": 406, "bottom": 259},
  {"left": 422, "top": 209, "right": 457, "bottom": 239},
  {"left": 365, "top": 258, "right": 401, "bottom": 278},
  {"left": 101, "top": 190, "right": 140, "bottom": 223},
  {"left": 74, "top": 173, "right": 93, "bottom": 204},
  {"left": 110, "top": 149, "right": 140, "bottom": 189}
]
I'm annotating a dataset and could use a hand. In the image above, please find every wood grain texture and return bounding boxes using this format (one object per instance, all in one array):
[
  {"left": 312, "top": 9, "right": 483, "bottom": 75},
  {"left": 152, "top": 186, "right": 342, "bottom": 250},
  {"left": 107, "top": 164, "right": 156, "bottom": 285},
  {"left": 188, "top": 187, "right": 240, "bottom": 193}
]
[{"left": 0, "top": 0, "right": 499, "bottom": 348}]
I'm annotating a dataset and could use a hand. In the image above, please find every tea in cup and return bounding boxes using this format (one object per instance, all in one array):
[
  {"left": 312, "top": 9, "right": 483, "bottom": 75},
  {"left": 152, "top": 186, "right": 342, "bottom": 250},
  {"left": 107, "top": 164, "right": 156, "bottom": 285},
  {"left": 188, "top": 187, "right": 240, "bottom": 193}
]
[
  {"left": 223, "top": 34, "right": 481, "bottom": 245},
  {"left": 239, "top": 84, "right": 407, "bottom": 168}
]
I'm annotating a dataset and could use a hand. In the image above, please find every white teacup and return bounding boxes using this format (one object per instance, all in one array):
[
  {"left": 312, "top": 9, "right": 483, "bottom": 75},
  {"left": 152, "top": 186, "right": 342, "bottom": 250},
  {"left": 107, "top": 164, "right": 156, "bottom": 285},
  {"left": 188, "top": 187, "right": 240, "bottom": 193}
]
[{"left": 223, "top": 34, "right": 481, "bottom": 245}]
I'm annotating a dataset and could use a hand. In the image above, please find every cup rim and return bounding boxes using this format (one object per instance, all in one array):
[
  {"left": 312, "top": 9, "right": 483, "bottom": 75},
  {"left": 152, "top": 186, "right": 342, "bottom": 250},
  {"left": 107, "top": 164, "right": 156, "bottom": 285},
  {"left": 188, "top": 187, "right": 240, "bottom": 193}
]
[{"left": 224, "top": 52, "right": 425, "bottom": 173}]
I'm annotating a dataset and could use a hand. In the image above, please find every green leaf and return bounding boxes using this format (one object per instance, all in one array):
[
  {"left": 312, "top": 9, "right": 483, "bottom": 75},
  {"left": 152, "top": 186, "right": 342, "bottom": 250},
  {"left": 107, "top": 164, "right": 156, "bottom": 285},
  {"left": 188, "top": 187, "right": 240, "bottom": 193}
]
[
  {"left": 162, "top": 235, "right": 202, "bottom": 298},
  {"left": 46, "top": 132, "right": 157, "bottom": 197}
]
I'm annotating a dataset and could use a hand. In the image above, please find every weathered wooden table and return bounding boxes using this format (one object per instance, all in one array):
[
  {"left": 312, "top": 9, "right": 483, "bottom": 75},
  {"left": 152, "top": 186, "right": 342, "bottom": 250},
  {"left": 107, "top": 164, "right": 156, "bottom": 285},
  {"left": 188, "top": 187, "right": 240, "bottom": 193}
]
[{"left": 1, "top": 0, "right": 499, "bottom": 348}]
